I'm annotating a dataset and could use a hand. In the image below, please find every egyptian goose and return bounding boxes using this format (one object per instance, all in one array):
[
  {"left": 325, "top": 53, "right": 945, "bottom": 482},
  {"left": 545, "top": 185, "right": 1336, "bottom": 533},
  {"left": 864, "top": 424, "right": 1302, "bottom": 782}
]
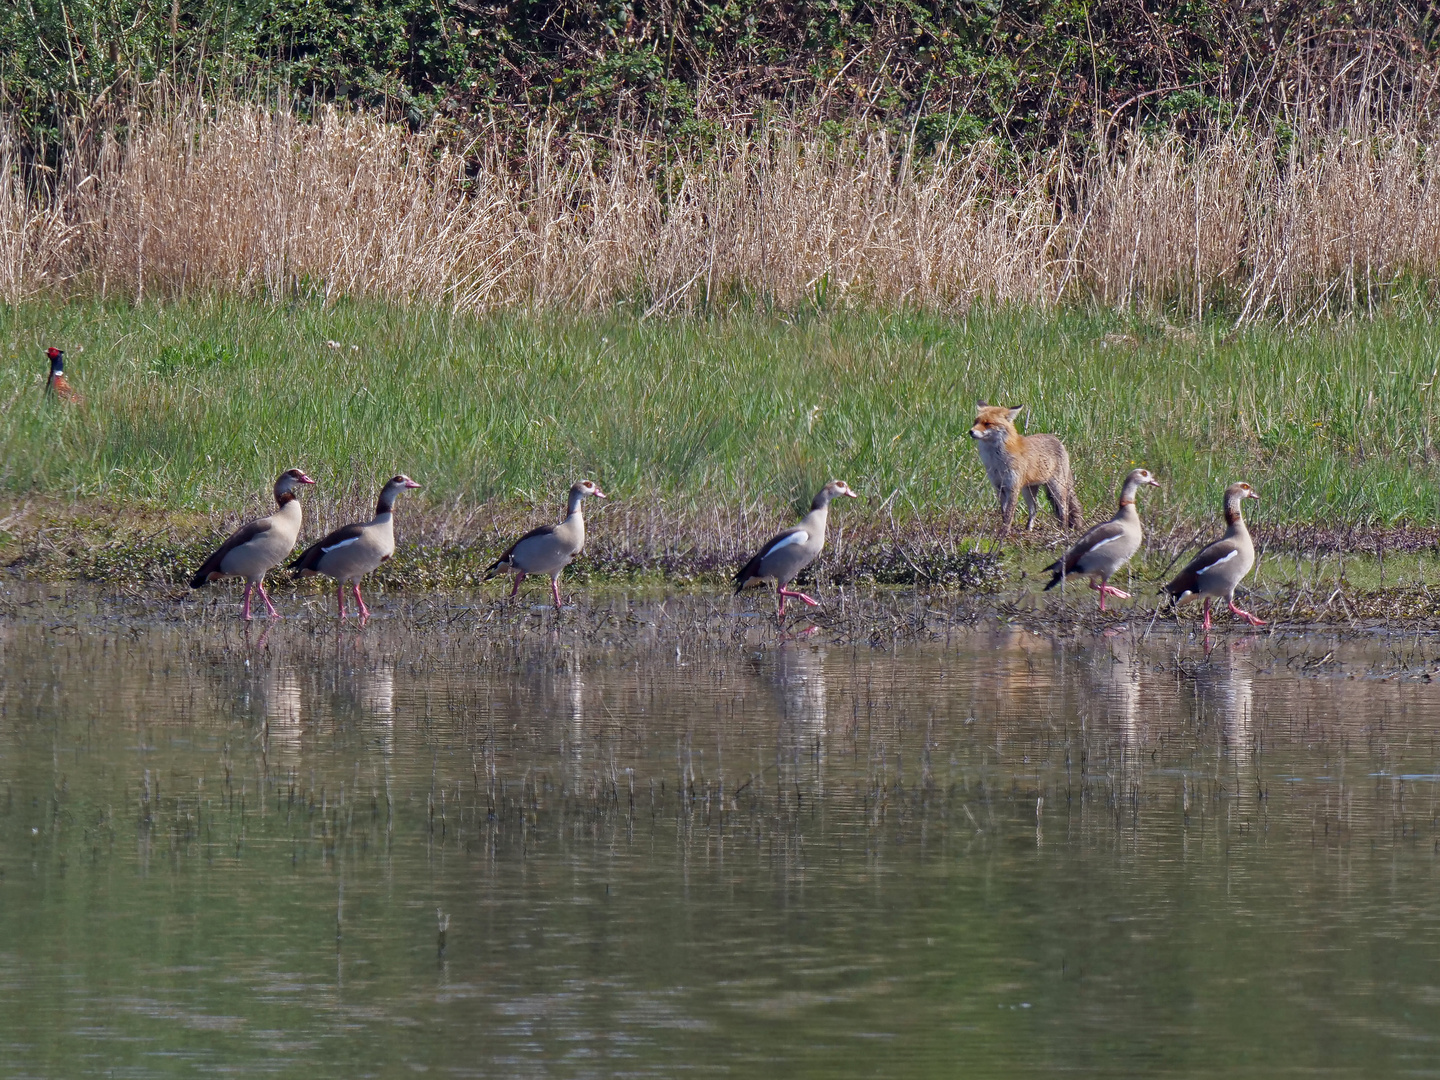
[
  {"left": 735, "top": 480, "right": 858, "bottom": 618},
  {"left": 485, "top": 479, "right": 606, "bottom": 611},
  {"left": 290, "top": 474, "right": 421, "bottom": 620},
  {"left": 1043, "top": 468, "right": 1160, "bottom": 610},
  {"left": 1163, "top": 482, "right": 1265, "bottom": 633},
  {"left": 45, "top": 347, "right": 81, "bottom": 403},
  {"left": 190, "top": 469, "right": 317, "bottom": 619}
]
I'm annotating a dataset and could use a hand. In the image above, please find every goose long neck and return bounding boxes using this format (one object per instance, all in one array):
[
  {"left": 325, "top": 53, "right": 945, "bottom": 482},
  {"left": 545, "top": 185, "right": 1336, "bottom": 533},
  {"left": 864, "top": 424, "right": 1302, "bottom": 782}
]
[
  {"left": 1116, "top": 479, "right": 1142, "bottom": 516},
  {"left": 560, "top": 495, "right": 587, "bottom": 550},
  {"left": 371, "top": 495, "right": 396, "bottom": 529},
  {"left": 801, "top": 502, "right": 831, "bottom": 538},
  {"left": 272, "top": 495, "right": 304, "bottom": 539},
  {"left": 1223, "top": 500, "right": 1248, "bottom": 537}
]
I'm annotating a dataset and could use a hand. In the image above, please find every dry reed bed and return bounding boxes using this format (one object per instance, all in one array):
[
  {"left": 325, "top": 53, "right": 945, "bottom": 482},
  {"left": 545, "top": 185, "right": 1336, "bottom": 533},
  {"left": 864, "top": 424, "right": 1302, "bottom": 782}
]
[{"left": 3, "top": 107, "right": 1440, "bottom": 318}]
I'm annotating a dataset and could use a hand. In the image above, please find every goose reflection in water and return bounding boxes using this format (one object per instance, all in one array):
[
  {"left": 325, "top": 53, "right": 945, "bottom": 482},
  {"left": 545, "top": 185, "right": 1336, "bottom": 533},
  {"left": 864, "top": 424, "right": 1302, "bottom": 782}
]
[
  {"left": 771, "top": 644, "right": 829, "bottom": 796},
  {"left": 1197, "top": 647, "right": 1256, "bottom": 817},
  {"left": 1089, "top": 637, "right": 1146, "bottom": 794},
  {"left": 775, "top": 644, "right": 827, "bottom": 729},
  {"left": 263, "top": 667, "right": 303, "bottom": 759},
  {"left": 360, "top": 664, "right": 396, "bottom": 756}
]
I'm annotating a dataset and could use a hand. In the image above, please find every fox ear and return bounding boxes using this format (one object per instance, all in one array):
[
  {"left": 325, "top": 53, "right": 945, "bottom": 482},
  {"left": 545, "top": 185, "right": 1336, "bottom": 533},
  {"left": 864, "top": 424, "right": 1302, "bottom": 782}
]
[
  {"left": 976, "top": 400, "right": 988, "bottom": 408},
  {"left": 1007, "top": 405, "right": 1025, "bottom": 419}
]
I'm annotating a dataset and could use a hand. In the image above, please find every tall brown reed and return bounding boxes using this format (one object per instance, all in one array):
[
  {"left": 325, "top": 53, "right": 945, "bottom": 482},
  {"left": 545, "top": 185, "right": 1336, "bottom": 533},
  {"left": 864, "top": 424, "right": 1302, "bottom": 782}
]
[{"left": 4, "top": 105, "right": 1440, "bottom": 321}]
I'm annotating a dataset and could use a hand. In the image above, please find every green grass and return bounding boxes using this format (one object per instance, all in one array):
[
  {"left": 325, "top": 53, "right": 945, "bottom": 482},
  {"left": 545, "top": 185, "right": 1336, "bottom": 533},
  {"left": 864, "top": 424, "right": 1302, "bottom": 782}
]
[{"left": 2, "top": 296, "right": 1439, "bottom": 529}]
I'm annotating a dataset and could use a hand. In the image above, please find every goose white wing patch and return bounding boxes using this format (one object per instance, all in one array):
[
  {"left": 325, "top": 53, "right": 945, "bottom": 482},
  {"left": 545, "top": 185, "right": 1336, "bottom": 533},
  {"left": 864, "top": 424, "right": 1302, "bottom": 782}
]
[
  {"left": 1195, "top": 548, "right": 1239, "bottom": 574},
  {"left": 764, "top": 531, "right": 808, "bottom": 555},
  {"left": 321, "top": 536, "right": 362, "bottom": 553},
  {"left": 1087, "top": 534, "right": 1122, "bottom": 551}
]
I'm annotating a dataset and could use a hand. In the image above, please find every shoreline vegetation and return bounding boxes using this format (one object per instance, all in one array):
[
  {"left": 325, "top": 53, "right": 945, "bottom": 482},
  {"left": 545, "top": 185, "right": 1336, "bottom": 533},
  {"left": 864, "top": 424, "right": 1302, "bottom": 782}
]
[
  {"left": 4, "top": 294, "right": 1440, "bottom": 623},
  {"left": 5, "top": 6, "right": 1440, "bottom": 616},
  {"left": 4, "top": 300, "right": 1440, "bottom": 599}
]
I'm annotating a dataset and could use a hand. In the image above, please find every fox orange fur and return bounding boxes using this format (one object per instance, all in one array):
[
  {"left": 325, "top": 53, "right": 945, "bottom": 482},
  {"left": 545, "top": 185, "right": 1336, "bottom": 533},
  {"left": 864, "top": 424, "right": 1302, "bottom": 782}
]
[{"left": 968, "top": 402, "right": 1082, "bottom": 531}]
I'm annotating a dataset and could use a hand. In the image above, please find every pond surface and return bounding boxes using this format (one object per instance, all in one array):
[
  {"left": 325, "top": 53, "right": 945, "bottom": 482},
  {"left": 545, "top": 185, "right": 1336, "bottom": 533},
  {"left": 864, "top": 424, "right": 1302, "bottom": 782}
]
[{"left": 4, "top": 587, "right": 1440, "bottom": 1077}]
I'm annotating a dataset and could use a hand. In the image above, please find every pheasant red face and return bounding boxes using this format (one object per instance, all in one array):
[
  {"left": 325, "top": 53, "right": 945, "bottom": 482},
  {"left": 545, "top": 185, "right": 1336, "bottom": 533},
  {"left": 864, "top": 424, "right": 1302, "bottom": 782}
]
[{"left": 44, "top": 348, "right": 80, "bottom": 403}]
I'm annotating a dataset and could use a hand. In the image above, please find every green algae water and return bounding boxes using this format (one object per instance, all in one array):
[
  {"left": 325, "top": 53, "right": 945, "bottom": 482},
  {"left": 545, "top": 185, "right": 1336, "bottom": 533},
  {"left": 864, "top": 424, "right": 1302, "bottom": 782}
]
[{"left": 4, "top": 587, "right": 1440, "bottom": 1076}]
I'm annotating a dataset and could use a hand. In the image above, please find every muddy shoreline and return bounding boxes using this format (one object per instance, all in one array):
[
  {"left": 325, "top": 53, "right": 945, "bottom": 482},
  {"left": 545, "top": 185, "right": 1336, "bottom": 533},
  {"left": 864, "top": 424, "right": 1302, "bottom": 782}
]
[
  {"left": 3, "top": 498, "right": 1440, "bottom": 635},
  {"left": 3, "top": 579, "right": 1438, "bottom": 647}
]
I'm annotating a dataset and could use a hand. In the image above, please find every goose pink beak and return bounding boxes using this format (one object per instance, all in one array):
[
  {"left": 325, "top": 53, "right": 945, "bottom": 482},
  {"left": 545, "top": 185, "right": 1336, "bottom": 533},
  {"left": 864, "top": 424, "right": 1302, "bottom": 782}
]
[
  {"left": 297, "top": 472, "right": 317, "bottom": 485},
  {"left": 403, "top": 478, "right": 422, "bottom": 489}
]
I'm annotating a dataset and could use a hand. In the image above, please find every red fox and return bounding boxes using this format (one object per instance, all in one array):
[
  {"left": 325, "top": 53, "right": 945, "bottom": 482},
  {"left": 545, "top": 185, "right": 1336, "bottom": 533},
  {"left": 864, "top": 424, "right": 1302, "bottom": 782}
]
[{"left": 969, "top": 402, "right": 1082, "bottom": 531}]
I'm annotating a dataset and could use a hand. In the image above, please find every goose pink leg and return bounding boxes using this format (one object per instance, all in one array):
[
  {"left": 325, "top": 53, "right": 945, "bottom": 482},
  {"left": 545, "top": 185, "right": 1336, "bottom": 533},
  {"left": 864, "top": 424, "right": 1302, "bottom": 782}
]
[
  {"left": 779, "top": 586, "right": 820, "bottom": 607},
  {"left": 256, "top": 582, "right": 281, "bottom": 619},
  {"left": 551, "top": 578, "right": 564, "bottom": 611},
  {"left": 1090, "top": 580, "right": 1131, "bottom": 613},
  {"left": 1202, "top": 597, "right": 1212, "bottom": 634},
  {"left": 509, "top": 572, "right": 525, "bottom": 599},
  {"left": 776, "top": 587, "right": 820, "bottom": 621},
  {"left": 241, "top": 582, "right": 255, "bottom": 621},
  {"left": 1228, "top": 599, "right": 1265, "bottom": 627},
  {"left": 352, "top": 583, "right": 370, "bottom": 621}
]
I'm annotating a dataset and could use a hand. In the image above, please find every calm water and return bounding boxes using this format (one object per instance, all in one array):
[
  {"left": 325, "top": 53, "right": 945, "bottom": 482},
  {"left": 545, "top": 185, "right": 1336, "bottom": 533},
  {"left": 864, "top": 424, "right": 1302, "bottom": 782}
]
[{"left": 4, "top": 587, "right": 1440, "bottom": 1077}]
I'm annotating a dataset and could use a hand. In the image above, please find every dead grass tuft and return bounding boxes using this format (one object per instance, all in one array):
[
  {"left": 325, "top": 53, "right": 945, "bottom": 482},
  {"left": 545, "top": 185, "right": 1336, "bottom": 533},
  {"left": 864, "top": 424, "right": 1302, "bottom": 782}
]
[{"left": 4, "top": 106, "right": 1440, "bottom": 321}]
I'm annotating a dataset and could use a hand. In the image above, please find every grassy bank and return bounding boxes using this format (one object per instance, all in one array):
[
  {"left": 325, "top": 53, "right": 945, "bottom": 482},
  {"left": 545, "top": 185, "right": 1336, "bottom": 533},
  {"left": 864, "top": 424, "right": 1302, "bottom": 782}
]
[{"left": 4, "top": 298, "right": 1440, "bottom": 526}]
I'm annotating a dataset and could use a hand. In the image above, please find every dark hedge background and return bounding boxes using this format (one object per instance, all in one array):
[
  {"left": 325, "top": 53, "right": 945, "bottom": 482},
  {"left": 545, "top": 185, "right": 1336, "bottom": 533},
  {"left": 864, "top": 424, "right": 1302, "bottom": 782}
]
[{"left": 3, "top": 1, "right": 1437, "bottom": 161}]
